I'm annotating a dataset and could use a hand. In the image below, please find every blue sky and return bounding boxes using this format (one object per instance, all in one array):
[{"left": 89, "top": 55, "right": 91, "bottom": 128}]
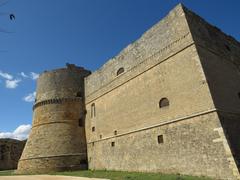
[{"left": 0, "top": 0, "right": 239, "bottom": 139}]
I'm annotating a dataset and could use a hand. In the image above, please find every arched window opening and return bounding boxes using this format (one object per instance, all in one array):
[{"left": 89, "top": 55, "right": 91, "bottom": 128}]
[
  {"left": 91, "top": 103, "right": 96, "bottom": 118},
  {"left": 159, "top": 98, "right": 169, "bottom": 108},
  {"left": 114, "top": 130, "right": 117, "bottom": 135},
  {"left": 117, "top": 67, "right": 124, "bottom": 76},
  {"left": 92, "top": 126, "right": 95, "bottom": 132}
]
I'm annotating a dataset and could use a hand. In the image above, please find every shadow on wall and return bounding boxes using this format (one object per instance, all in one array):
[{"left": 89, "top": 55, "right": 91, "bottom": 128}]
[{"left": 219, "top": 112, "right": 240, "bottom": 170}]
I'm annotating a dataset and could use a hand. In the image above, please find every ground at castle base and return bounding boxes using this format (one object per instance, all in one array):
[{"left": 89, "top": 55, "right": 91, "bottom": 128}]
[
  {"left": 0, "top": 170, "right": 212, "bottom": 180},
  {"left": 0, "top": 175, "right": 108, "bottom": 180}
]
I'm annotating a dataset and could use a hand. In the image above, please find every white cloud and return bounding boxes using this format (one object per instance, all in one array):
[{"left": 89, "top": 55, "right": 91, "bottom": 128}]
[
  {"left": 5, "top": 79, "right": 21, "bottom": 89},
  {"left": 30, "top": 72, "right": 39, "bottom": 80},
  {"left": 0, "top": 124, "right": 31, "bottom": 140},
  {"left": 0, "top": 70, "right": 13, "bottom": 80},
  {"left": 20, "top": 72, "right": 28, "bottom": 78},
  {"left": 23, "top": 91, "right": 36, "bottom": 102}
]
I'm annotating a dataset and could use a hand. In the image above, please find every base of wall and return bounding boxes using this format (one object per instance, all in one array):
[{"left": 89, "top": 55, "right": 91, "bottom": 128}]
[{"left": 16, "top": 154, "right": 87, "bottom": 174}]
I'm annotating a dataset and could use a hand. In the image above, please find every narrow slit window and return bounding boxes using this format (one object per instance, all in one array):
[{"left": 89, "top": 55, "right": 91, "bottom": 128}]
[
  {"left": 159, "top": 98, "right": 169, "bottom": 108},
  {"left": 91, "top": 103, "right": 96, "bottom": 118},
  {"left": 111, "top": 142, "right": 115, "bottom": 147},
  {"left": 158, "top": 135, "right": 164, "bottom": 144},
  {"left": 117, "top": 67, "right": 124, "bottom": 76},
  {"left": 92, "top": 126, "right": 95, "bottom": 132},
  {"left": 78, "top": 118, "right": 83, "bottom": 127}
]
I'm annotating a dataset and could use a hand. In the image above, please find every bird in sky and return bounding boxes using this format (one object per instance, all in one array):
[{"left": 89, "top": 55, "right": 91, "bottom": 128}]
[{"left": 9, "top": 13, "right": 15, "bottom": 20}]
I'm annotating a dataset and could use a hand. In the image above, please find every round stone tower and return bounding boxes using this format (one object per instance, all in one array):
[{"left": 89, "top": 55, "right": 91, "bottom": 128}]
[{"left": 17, "top": 64, "right": 91, "bottom": 174}]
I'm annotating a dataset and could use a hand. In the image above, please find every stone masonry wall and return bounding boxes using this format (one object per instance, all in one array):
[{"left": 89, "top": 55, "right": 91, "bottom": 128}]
[
  {"left": 0, "top": 139, "right": 26, "bottom": 170},
  {"left": 87, "top": 112, "right": 236, "bottom": 179},
  {"left": 85, "top": 4, "right": 192, "bottom": 97},
  {"left": 84, "top": 4, "right": 240, "bottom": 179},
  {"left": 184, "top": 6, "right": 240, "bottom": 112},
  {"left": 185, "top": 7, "right": 240, "bottom": 178},
  {"left": 17, "top": 65, "right": 91, "bottom": 174}
]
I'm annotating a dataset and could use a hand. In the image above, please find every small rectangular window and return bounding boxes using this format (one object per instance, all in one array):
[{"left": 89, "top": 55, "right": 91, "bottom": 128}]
[
  {"left": 0, "top": 154, "right": 4, "bottom": 160},
  {"left": 92, "top": 126, "right": 95, "bottom": 132},
  {"left": 114, "top": 130, "right": 117, "bottom": 135},
  {"left": 92, "top": 142, "right": 94, "bottom": 147},
  {"left": 78, "top": 118, "right": 83, "bottom": 127},
  {"left": 111, "top": 142, "right": 115, "bottom": 147},
  {"left": 158, "top": 135, "right": 164, "bottom": 144},
  {"left": 100, "top": 134, "right": 102, "bottom": 139}
]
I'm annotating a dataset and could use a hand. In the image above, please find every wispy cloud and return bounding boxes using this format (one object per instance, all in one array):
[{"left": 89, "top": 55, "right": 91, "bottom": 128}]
[
  {"left": 0, "top": 70, "right": 13, "bottom": 80},
  {"left": 20, "top": 72, "right": 28, "bottom": 78},
  {"left": 5, "top": 79, "right": 21, "bottom": 89},
  {"left": 0, "top": 70, "right": 39, "bottom": 90},
  {"left": 0, "top": 124, "right": 31, "bottom": 140},
  {"left": 23, "top": 91, "right": 36, "bottom": 102},
  {"left": 30, "top": 72, "right": 39, "bottom": 80}
]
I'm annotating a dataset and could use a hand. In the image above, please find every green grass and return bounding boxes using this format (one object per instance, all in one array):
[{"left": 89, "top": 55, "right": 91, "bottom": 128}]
[
  {"left": 0, "top": 169, "right": 212, "bottom": 180},
  {"left": 0, "top": 170, "right": 14, "bottom": 176},
  {"left": 52, "top": 170, "right": 212, "bottom": 180}
]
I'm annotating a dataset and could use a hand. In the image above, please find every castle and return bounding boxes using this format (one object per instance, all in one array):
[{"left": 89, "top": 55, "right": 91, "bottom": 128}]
[{"left": 16, "top": 4, "right": 240, "bottom": 180}]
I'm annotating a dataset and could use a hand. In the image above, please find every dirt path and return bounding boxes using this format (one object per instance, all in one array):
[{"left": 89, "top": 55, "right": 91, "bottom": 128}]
[{"left": 0, "top": 175, "right": 109, "bottom": 180}]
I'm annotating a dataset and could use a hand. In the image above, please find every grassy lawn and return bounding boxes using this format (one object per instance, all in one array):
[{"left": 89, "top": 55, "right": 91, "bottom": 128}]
[
  {"left": 0, "top": 170, "right": 14, "bottom": 176},
  {"left": 52, "top": 170, "right": 212, "bottom": 180},
  {"left": 0, "top": 169, "right": 212, "bottom": 180}
]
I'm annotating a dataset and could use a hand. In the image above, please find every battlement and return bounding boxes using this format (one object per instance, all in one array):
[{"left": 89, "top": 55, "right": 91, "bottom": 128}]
[{"left": 40, "top": 63, "right": 91, "bottom": 78}]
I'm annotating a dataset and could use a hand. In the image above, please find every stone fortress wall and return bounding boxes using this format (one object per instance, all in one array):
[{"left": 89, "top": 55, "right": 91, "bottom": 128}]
[
  {"left": 0, "top": 139, "right": 25, "bottom": 170},
  {"left": 17, "top": 3, "right": 240, "bottom": 180},
  {"left": 84, "top": 4, "right": 240, "bottom": 179}
]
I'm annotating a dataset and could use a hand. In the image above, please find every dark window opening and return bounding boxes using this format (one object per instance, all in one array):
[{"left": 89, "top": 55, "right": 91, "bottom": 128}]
[
  {"left": 100, "top": 134, "right": 102, "bottom": 139},
  {"left": 80, "top": 159, "right": 87, "bottom": 164},
  {"left": 0, "top": 154, "right": 4, "bottom": 160},
  {"left": 92, "top": 126, "right": 95, "bottom": 132},
  {"left": 117, "top": 67, "right": 124, "bottom": 76},
  {"left": 114, "top": 130, "right": 117, "bottom": 135},
  {"left": 159, "top": 98, "right": 169, "bottom": 108},
  {"left": 79, "top": 118, "right": 83, "bottom": 127},
  {"left": 76, "top": 91, "right": 82, "bottom": 97},
  {"left": 111, "top": 142, "right": 115, "bottom": 147},
  {"left": 92, "top": 142, "right": 94, "bottom": 146},
  {"left": 158, "top": 135, "right": 164, "bottom": 144},
  {"left": 225, "top": 44, "right": 231, "bottom": 51},
  {"left": 0, "top": 145, "right": 6, "bottom": 160},
  {"left": 91, "top": 103, "right": 96, "bottom": 118},
  {"left": 238, "top": 92, "right": 240, "bottom": 99}
]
